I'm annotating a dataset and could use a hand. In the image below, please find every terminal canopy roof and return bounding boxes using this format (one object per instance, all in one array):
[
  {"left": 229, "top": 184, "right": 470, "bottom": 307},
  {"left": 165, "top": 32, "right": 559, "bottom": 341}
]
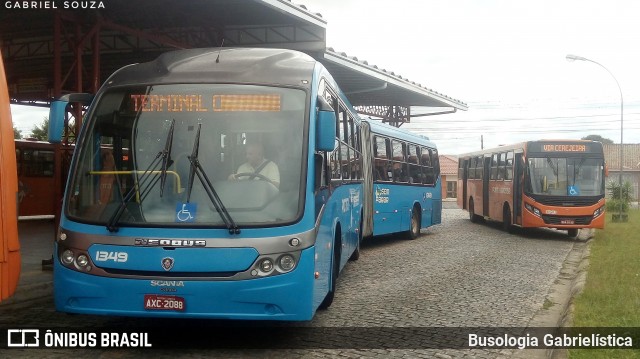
[
  {"left": 0, "top": 0, "right": 466, "bottom": 111},
  {"left": 321, "top": 48, "right": 467, "bottom": 110}
]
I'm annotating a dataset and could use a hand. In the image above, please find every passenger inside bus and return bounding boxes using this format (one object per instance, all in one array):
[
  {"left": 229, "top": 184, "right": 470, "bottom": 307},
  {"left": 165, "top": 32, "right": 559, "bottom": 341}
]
[{"left": 228, "top": 142, "right": 280, "bottom": 189}]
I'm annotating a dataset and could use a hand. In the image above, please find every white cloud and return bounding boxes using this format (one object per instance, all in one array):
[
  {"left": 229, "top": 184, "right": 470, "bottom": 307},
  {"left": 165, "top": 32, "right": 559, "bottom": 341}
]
[{"left": 302, "top": 0, "right": 640, "bottom": 153}]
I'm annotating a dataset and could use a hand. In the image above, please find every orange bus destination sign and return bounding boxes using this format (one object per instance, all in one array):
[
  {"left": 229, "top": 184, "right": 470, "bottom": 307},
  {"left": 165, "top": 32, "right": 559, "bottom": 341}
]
[{"left": 542, "top": 144, "right": 588, "bottom": 152}]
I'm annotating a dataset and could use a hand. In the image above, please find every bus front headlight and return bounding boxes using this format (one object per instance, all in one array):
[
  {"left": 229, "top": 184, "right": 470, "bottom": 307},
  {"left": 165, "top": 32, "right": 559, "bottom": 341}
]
[
  {"left": 259, "top": 259, "right": 274, "bottom": 273},
  {"left": 593, "top": 206, "right": 604, "bottom": 218},
  {"left": 76, "top": 254, "right": 89, "bottom": 268},
  {"left": 278, "top": 254, "right": 296, "bottom": 272},
  {"left": 61, "top": 249, "right": 74, "bottom": 265},
  {"left": 525, "top": 203, "right": 542, "bottom": 217}
]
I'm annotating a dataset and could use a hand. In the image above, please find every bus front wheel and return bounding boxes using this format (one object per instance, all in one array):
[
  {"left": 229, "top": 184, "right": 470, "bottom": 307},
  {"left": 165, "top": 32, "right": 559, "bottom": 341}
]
[
  {"left": 320, "top": 231, "right": 341, "bottom": 310},
  {"left": 567, "top": 229, "right": 578, "bottom": 238},
  {"left": 350, "top": 216, "right": 362, "bottom": 261}
]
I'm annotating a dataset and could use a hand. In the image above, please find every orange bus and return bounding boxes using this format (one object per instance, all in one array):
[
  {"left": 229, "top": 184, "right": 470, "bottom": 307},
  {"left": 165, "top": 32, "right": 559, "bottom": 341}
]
[
  {"left": 0, "top": 49, "right": 21, "bottom": 302},
  {"left": 15, "top": 139, "right": 57, "bottom": 218},
  {"left": 457, "top": 140, "right": 606, "bottom": 237}
]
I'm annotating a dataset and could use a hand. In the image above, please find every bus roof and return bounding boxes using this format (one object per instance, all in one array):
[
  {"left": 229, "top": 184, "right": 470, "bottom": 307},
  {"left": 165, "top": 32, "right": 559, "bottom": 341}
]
[
  {"left": 105, "top": 48, "right": 317, "bottom": 89},
  {"left": 458, "top": 139, "right": 602, "bottom": 158},
  {"left": 365, "top": 119, "right": 437, "bottom": 148}
]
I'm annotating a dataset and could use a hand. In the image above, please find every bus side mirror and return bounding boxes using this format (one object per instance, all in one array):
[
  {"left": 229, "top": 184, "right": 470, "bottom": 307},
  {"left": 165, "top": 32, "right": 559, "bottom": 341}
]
[
  {"left": 48, "top": 100, "right": 66, "bottom": 143},
  {"left": 48, "top": 93, "right": 94, "bottom": 143},
  {"left": 316, "top": 110, "right": 336, "bottom": 152},
  {"left": 604, "top": 164, "right": 609, "bottom": 177}
]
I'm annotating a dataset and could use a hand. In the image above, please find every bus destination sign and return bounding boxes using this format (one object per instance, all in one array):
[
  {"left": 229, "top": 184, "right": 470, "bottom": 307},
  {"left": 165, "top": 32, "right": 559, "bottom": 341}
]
[{"left": 542, "top": 144, "right": 587, "bottom": 153}]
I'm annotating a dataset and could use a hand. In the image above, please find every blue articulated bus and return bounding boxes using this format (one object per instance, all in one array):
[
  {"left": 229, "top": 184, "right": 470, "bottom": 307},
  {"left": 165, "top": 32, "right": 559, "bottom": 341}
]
[
  {"left": 48, "top": 48, "right": 440, "bottom": 321},
  {"left": 363, "top": 121, "right": 442, "bottom": 239}
]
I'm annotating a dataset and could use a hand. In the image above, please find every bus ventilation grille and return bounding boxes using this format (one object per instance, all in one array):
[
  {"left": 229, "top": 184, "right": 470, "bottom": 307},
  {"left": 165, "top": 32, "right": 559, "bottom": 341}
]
[{"left": 530, "top": 195, "right": 602, "bottom": 207}]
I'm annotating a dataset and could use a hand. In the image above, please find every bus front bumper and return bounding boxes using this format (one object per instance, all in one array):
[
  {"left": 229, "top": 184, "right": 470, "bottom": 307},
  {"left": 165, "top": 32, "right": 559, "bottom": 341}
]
[{"left": 54, "top": 247, "right": 316, "bottom": 321}]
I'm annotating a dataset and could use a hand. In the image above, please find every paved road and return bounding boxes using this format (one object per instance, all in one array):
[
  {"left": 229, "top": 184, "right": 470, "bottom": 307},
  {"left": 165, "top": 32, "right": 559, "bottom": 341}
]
[{"left": 1, "top": 208, "right": 580, "bottom": 358}]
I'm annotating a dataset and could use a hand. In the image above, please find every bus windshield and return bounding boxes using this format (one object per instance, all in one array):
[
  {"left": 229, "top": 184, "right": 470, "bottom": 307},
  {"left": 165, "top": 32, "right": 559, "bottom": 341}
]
[
  {"left": 67, "top": 84, "right": 307, "bottom": 227},
  {"left": 526, "top": 156, "right": 605, "bottom": 196}
]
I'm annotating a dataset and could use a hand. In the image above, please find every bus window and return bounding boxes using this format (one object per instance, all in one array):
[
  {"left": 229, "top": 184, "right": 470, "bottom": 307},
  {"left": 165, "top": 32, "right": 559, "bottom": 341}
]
[
  {"left": 505, "top": 151, "right": 514, "bottom": 180},
  {"left": 340, "top": 142, "right": 350, "bottom": 180},
  {"left": 432, "top": 149, "right": 440, "bottom": 180},
  {"left": 491, "top": 153, "right": 499, "bottom": 180},
  {"left": 392, "top": 140, "right": 407, "bottom": 183},
  {"left": 420, "top": 147, "right": 433, "bottom": 185},
  {"left": 468, "top": 157, "right": 476, "bottom": 179},
  {"left": 330, "top": 140, "right": 341, "bottom": 180},
  {"left": 475, "top": 156, "right": 484, "bottom": 180},
  {"left": 374, "top": 136, "right": 390, "bottom": 181},
  {"left": 407, "top": 144, "right": 421, "bottom": 183},
  {"left": 497, "top": 153, "right": 506, "bottom": 180}
]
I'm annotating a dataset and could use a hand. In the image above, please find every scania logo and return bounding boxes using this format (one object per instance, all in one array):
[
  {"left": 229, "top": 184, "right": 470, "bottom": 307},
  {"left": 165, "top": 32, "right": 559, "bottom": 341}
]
[
  {"left": 134, "top": 238, "right": 206, "bottom": 247},
  {"left": 161, "top": 257, "right": 174, "bottom": 271},
  {"left": 150, "top": 280, "right": 185, "bottom": 287}
]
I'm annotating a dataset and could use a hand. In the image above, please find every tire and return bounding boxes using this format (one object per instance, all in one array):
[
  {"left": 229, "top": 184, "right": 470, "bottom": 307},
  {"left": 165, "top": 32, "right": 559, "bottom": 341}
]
[
  {"left": 469, "top": 198, "right": 478, "bottom": 223},
  {"left": 406, "top": 206, "right": 421, "bottom": 240},
  {"left": 319, "top": 234, "right": 341, "bottom": 310},
  {"left": 567, "top": 229, "right": 578, "bottom": 238},
  {"left": 503, "top": 204, "right": 513, "bottom": 233}
]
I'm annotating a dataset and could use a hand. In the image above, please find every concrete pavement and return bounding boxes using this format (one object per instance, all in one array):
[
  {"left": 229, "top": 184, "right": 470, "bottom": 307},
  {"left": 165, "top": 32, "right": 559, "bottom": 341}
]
[{"left": 1, "top": 219, "right": 55, "bottom": 306}]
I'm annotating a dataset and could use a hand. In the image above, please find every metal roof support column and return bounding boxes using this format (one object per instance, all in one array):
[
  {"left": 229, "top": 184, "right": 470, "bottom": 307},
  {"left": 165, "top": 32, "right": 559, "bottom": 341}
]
[
  {"left": 91, "top": 24, "right": 101, "bottom": 93},
  {"left": 53, "top": 12, "right": 61, "bottom": 98}
]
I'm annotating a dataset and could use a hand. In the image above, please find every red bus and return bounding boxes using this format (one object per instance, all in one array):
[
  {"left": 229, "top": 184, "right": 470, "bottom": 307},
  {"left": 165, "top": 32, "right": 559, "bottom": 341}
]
[
  {"left": 0, "top": 49, "right": 21, "bottom": 302},
  {"left": 15, "top": 139, "right": 58, "bottom": 218},
  {"left": 457, "top": 140, "right": 606, "bottom": 237}
]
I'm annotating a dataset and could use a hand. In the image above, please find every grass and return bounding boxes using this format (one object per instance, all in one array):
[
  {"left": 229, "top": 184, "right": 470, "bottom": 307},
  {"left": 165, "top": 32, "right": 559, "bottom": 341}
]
[{"left": 569, "top": 209, "right": 640, "bottom": 359}]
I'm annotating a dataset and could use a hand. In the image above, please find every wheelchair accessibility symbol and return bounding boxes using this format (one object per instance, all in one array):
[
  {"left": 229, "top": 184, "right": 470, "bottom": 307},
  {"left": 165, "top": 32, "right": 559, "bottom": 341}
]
[
  {"left": 176, "top": 203, "right": 197, "bottom": 222},
  {"left": 568, "top": 185, "right": 580, "bottom": 196}
]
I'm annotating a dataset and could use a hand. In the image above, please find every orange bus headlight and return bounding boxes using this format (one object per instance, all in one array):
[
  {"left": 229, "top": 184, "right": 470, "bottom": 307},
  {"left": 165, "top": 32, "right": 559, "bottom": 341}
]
[
  {"left": 525, "top": 203, "right": 542, "bottom": 217},
  {"left": 593, "top": 206, "right": 605, "bottom": 218}
]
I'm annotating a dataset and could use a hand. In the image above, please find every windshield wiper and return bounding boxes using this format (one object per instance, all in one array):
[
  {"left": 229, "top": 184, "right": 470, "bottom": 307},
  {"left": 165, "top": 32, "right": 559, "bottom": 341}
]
[
  {"left": 106, "top": 122, "right": 175, "bottom": 232},
  {"left": 185, "top": 123, "right": 240, "bottom": 234},
  {"left": 160, "top": 119, "right": 175, "bottom": 197}
]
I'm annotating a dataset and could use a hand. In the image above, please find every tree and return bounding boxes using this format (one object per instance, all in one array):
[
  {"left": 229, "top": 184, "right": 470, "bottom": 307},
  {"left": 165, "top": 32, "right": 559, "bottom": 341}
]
[
  {"left": 13, "top": 126, "right": 22, "bottom": 139},
  {"left": 581, "top": 134, "right": 613, "bottom": 144},
  {"left": 30, "top": 117, "right": 49, "bottom": 141}
]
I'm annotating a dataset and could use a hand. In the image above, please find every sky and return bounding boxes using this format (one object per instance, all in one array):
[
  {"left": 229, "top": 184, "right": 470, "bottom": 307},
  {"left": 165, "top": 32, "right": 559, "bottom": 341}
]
[
  {"left": 10, "top": 0, "right": 640, "bottom": 154},
  {"left": 301, "top": 0, "right": 640, "bottom": 154}
]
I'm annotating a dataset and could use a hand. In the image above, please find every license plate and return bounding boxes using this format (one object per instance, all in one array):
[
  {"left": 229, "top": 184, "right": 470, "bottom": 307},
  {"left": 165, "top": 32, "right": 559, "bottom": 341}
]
[
  {"left": 560, "top": 219, "right": 575, "bottom": 225},
  {"left": 144, "top": 294, "right": 185, "bottom": 311}
]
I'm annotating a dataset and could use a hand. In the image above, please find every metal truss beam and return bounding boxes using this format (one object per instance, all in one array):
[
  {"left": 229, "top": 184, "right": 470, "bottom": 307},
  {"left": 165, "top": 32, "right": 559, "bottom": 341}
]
[{"left": 355, "top": 105, "right": 411, "bottom": 128}]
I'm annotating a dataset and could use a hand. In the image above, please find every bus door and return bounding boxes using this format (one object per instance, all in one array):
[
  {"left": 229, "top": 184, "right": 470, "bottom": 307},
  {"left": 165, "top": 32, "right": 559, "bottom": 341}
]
[
  {"left": 483, "top": 156, "right": 491, "bottom": 216},
  {"left": 513, "top": 153, "right": 524, "bottom": 225},
  {"left": 461, "top": 159, "right": 468, "bottom": 210}
]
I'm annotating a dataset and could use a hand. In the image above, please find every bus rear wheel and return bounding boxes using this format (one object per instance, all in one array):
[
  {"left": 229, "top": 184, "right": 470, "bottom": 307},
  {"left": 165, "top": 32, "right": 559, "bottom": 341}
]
[
  {"left": 503, "top": 204, "right": 513, "bottom": 233},
  {"left": 469, "top": 198, "right": 479, "bottom": 223},
  {"left": 406, "top": 206, "right": 421, "bottom": 240}
]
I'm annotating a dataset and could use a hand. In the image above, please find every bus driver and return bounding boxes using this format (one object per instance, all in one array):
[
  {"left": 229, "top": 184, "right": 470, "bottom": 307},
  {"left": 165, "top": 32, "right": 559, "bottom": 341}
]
[{"left": 228, "top": 143, "right": 280, "bottom": 189}]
